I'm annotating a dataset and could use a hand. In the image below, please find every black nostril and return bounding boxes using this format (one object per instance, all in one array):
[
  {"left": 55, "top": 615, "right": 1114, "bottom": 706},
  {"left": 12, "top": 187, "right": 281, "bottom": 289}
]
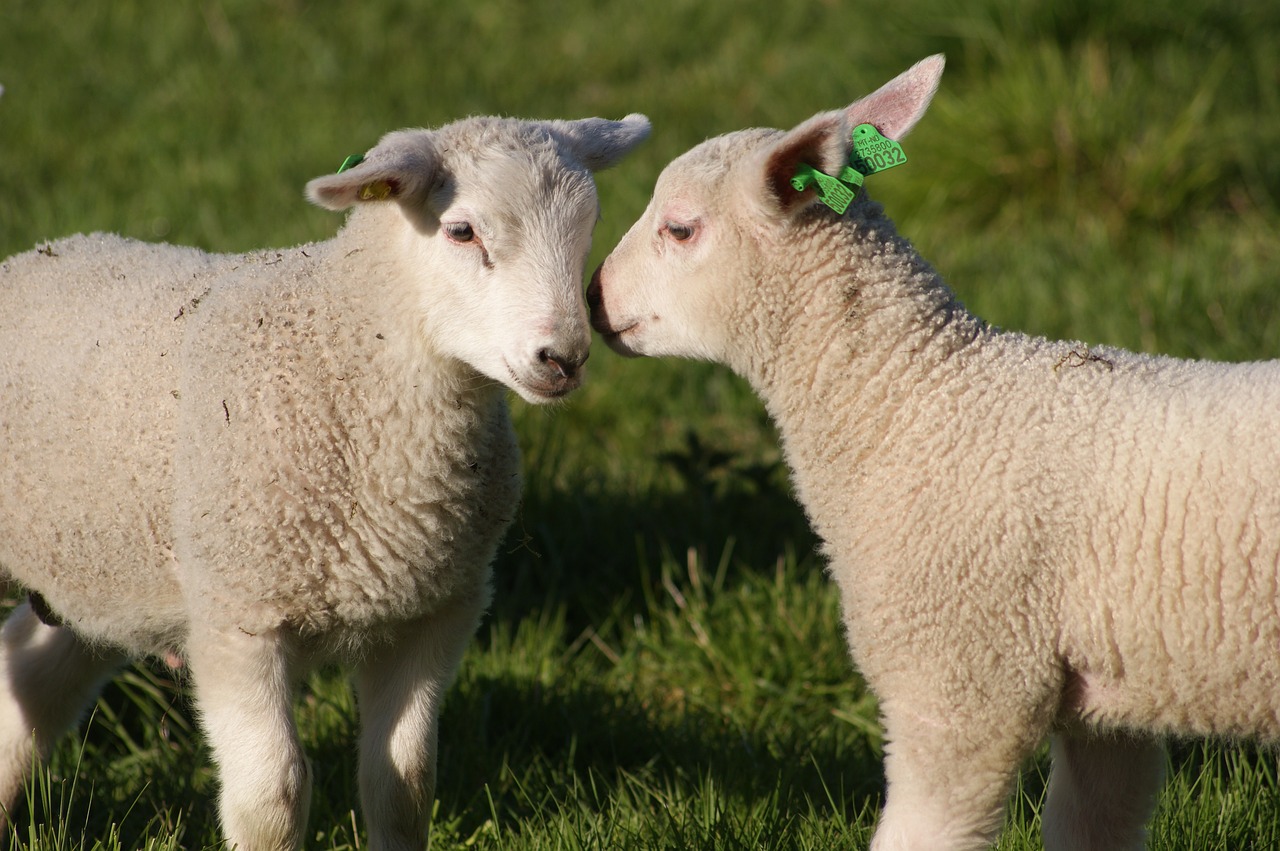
[{"left": 539, "top": 348, "right": 589, "bottom": 379}]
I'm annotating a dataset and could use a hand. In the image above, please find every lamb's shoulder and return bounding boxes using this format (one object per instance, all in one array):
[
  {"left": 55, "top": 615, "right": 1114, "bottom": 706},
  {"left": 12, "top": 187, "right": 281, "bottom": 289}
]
[{"left": 172, "top": 250, "right": 521, "bottom": 651}]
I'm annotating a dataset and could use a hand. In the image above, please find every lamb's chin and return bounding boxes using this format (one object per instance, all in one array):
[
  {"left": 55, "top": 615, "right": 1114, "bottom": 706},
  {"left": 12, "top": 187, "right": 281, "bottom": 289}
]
[{"left": 497, "top": 361, "right": 581, "bottom": 403}]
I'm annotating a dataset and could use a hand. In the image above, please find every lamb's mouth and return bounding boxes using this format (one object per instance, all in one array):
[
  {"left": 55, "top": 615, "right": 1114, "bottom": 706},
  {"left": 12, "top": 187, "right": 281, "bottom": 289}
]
[
  {"left": 505, "top": 361, "right": 579, "bottom": 401},
  {"left": 594, "top": 320, "right": 646, "bottom": 357},
  {"left": 597, "top": 322, "right": 636, "bottom": 342}
]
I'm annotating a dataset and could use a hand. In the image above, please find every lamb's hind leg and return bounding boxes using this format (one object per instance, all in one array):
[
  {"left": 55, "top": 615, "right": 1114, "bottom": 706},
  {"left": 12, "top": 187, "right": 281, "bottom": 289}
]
[
  {"left": 355, "top": 588, "right": 488, "bottom": 851},
  {"left": 188, "top": 624, "right": 310, "bottom": 851},
  {"left": 1041, "top": 732, "right": 1165, "bottom": 851},
  {"left": 0, "top": 601, "right": 125, "bottom": 829}
]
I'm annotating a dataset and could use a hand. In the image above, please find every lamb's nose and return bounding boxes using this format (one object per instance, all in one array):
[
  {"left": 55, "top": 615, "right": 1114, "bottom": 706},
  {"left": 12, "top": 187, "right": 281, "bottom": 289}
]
[{"left": 538, "top": 347, "right": 589, "bottom": 379}]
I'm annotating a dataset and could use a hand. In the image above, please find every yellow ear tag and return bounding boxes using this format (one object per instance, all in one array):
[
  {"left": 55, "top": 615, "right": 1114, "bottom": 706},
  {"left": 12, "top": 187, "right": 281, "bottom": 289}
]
[{"left": 358, "top": 180, "right": 393, "bottom": 201}]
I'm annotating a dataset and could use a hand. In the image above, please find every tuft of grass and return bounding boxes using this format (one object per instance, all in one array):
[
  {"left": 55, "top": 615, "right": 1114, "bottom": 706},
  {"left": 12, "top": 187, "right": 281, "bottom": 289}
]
[{"left": 1151, "top": 744, "right": 1280, "bottom": 850}]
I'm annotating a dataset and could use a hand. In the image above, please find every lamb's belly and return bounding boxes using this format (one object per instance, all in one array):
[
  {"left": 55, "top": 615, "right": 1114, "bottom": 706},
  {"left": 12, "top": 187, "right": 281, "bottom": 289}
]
[
  {"left": 3, "top": 555, "right": 187, "bottom": 658},
  {"left": 1062, "top": 571, "right": 1280, "bottom": 740},
  {"left": 0, "top": 490, "right": 187, "bottom": 656},
  {"left": 54, "top": 584, "right": 187, "bottom": 658},
  {"left": 1065, "top": 659, "right": 1280, "bottom": 740}
]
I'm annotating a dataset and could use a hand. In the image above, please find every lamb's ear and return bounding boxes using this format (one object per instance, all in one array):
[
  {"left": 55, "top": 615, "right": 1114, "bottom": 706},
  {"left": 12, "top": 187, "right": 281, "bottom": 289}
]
[
  {"left": 758, "top": 110, "right": 848, "bottom": 214},
  {"left": 756, "top": 55, "right": 945, "bottom": 215},
  {"left": 546, "top": 114, "right": 652, "bottom": 172},
  {"left": 844, "top": 54, "right": 945, "bottom": 140},
  {"left": 305, "top": 129, "right": 443, "bottom": 211}
]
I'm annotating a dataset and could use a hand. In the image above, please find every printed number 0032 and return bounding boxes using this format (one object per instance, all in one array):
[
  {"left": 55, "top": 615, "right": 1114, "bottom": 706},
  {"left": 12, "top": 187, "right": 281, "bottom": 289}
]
[{"left": 857, "top": 149, "right": 906, "bottom": 171}]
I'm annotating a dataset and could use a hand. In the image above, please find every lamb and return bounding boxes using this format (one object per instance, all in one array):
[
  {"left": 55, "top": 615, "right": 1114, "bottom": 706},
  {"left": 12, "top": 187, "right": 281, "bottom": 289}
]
[
  {"left": 0, "top": 112, "right": 649, "bottom": 851},
  {"left": 587, "top": 54, "right": 1280, "bottom": 851}
]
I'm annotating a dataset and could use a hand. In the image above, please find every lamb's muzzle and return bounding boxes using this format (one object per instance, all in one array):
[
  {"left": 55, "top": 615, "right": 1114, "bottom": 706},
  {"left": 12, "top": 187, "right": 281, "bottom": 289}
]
[
  {"left": 517, "top": 345, "right": 590, "bottom": 398},
  {"left": 539, "top": 346, "right": 588, "bottom": 379},
  {"left": 585, "top": 263, "right": 633, "bottom": 350}
]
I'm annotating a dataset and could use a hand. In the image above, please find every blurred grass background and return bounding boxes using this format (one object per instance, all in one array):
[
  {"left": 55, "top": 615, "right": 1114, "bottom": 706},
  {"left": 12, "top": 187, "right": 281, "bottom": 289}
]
[{"left": 1, "top": 0, "right": 1278, "bottom": 848}]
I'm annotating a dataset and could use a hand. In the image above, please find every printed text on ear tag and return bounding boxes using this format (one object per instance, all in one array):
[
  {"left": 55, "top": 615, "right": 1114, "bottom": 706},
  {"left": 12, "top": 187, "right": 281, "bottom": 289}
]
[
  {"left": 791, "top": 164, "right": 863, "bottom": 215},
  {"left": 849, "top": 124, "right": 907, "bottom": 176}
]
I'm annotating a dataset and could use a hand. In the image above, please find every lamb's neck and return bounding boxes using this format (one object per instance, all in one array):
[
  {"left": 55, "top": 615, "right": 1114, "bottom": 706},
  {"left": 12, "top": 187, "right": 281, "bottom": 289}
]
[
  {"left": 321, "top": 210, "right": 509, "bottom": 428},
  {"left": 730, "top": 202, "right": 984, "bottom": 474}
]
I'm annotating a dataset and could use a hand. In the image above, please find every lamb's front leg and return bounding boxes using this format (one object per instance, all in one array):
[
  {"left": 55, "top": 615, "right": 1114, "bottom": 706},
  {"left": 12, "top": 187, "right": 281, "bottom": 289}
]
[
  {"left": 869, "top": 679, "right": 1057, "bottom": 851},
  {"left": 188, "top": 624, "right": 310, "bottom": 851},
  {"left": 355, "top": 590, "right": 488, "bottom": 851}
]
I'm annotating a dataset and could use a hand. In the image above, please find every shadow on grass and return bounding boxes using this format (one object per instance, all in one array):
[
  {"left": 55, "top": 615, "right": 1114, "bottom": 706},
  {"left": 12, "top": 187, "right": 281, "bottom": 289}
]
[
  {"left": 434, "top": 670, "right": 885, "bottom": 839},
  {"left": 17, "top": 428, "right": 856, "bottom": 846}
]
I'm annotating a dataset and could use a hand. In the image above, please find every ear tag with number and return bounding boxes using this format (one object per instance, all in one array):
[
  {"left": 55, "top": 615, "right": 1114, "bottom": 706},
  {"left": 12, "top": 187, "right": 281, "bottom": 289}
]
[
  {"left": 791, "top": 164, "right": 862, "bottom": 214},
  {"left": 791, "top": 123, "right": 908, "bottom": 214},
  {"left": 358, "top": 180, "right": 393, "bottom": 201},
  {"left": 848, "top": 124, "right": 907, "bottom": 176},
  {"left": 336, "top": 153, "right": 365, "bottom": 173}
]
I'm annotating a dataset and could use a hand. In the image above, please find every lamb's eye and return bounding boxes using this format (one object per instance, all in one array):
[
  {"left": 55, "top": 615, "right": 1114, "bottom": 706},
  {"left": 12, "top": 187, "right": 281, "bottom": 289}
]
[
  {"left": 665, "top": 221, "right": 695, "bottom": 242},
  {"left": 444, "top": 222, "right": 475, "bottom": 243}
]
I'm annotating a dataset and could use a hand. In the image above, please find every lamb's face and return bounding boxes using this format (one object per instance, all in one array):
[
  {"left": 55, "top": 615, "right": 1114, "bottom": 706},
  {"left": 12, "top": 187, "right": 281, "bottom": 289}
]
[
  {"left": 404, "top": 145, "right": 600, "bottom": 404},
  {"left": 588, "top": 130, "right": 779, "bottom": 364},
  {"left": 307, "top": 115, "right": 651, "bottom": 405},
  {"left": 591, "top": 54, "right": 946, "bottom": 367}
]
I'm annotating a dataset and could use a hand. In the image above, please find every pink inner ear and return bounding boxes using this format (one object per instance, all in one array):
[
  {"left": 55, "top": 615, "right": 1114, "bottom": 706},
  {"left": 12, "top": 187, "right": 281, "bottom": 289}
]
[
  {"left": 846, "top": 55, "right": 944, "bottom": 140},
  {"left": 851, "top": 87, "right": 925, "bottom": 140},
  {"left": 304, "top": 174, "right": 358, "bottom": 211}
]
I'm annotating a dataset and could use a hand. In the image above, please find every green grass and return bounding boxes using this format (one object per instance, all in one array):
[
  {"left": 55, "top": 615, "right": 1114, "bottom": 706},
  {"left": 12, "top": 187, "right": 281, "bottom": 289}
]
[{"left": 2, "top": 0, "right": 1279, "bottom": 847}]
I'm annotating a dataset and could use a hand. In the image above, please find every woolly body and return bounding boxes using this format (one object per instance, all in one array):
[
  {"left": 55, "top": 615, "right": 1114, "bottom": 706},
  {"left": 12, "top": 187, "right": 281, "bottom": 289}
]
[
  {"left": 756, "top": 208, "right": 1280, "bottom": 742},
  {"left": 1, "top": 222, "right": 517, "bottom": 656},
  {"left": 0, "top": 113, "right": 650, "bottom": 851},
  {"left": 589, "top": 56, "right": 1278, "bottom": 850}
]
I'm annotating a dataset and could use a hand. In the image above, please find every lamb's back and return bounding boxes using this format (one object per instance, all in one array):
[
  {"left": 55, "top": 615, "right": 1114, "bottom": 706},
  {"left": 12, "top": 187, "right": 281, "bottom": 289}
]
[
  {"left": 0, "top": 234, "right": 222, "bottom": 652},
  {"left": 1044, "top": 345, "right": 1280, "bottom": 737},
  {"left": 799, "top": 321, "right": 1280, "bottom": 738}
]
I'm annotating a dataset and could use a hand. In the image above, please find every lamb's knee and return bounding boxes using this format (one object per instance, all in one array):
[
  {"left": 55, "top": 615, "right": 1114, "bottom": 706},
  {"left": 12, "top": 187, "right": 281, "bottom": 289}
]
[
  {"left": 1042, "top": 733, "right": 1166, "bottom": 851},
  {"left": 189, "top": 627, "right": 313, "bottom": 850},
  {"left": 204, "top": 699, "right": 313, "bottom": 851}
]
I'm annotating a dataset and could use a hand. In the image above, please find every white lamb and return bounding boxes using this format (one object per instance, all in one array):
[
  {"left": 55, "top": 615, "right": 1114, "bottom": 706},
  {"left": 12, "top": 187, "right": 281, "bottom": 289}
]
[
  {"left": 0, "top": 112, "right": 649, "bottom": 851},
  {"left": 588, "top": 55, "right": 1280, "bottom": 851}
]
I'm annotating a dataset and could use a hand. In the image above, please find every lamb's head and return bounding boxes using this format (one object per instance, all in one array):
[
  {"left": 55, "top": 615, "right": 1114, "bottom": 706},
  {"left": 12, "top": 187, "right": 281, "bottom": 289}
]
[
  {"left": 307, "top": 114, "right": 650, "bottom": 403},
  {"left": 588, "top": 56, "right": 943, "bottom": 365}
]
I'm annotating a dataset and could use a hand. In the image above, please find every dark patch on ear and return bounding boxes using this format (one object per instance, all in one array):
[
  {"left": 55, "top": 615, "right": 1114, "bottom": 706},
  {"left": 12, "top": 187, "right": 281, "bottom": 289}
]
[{"left": 762, "top": 118, "right": 840, "bottom": 213}]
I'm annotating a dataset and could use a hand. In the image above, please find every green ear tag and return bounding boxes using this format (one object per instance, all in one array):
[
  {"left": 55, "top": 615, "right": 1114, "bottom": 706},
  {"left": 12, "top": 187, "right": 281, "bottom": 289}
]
[
  {"left": 791, "top": 163, "right": 861, "bottom": 214},
  {"left": 337, "top": 153, "right": 365, "bottom": 173},
  {"left": 848, "top": 124, "right": 907, "bottom": 176},
  {"left": 790, "top": 124, "right": 908, "bottom": 214}
]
